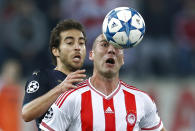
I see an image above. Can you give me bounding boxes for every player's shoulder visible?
[76,80,88,88]
[64,80,89,97]
[120,80,152,99]
[25,66,55,84]
[24,68,49,92]
[27,66,56,80]
[28,68,48,78]
[54,80,89,108]
[120,80,146,94]
[120,80,156,109]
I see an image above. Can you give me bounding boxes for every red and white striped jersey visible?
[40,78,163,131]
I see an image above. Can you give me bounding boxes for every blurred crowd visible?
[138,0,195,78]
[0,0,194,79]
[0,0,194,130]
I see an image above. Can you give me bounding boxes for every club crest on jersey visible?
[27,80,39,93]
[44,107,53,121]
[126,112,136,126]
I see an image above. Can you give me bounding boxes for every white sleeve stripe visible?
[55,93,65,105]
[40,121,55,131]
[141,120,162,130]
[56,90,73,107]
[58,85,88,108]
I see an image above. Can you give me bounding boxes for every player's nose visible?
[74,43,81,51]
[107,44,116,55]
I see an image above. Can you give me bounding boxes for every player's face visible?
[89,34,124,78]
[57,29,86,71]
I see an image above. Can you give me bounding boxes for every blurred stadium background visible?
[0,0,194,130]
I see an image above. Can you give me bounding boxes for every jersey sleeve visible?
[140,94,163,131]
[22,70,48,106]
[39,91,77,131]
[39,104,69,131]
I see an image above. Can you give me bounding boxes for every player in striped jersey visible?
[40,34,166,131]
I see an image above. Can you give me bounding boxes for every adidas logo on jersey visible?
[105,107,114,113]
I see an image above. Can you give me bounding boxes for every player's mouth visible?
[105,58,115,66]
[73,55,81,63]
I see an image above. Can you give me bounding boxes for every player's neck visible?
[90,74,119,96]
[55,65,72,75]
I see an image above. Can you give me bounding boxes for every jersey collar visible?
[87,77,121,99]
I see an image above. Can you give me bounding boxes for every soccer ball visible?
[102,7,145,48]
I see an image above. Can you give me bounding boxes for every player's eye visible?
[64,37,74,45]
[101,42,109,47]
[79,41,85,46]
[66,42,73,45]
[65,39,74,45]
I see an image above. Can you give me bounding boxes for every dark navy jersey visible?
[22,68,67,130]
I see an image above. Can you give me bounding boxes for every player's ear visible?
[52,47,60,57]
[89,50,94,61]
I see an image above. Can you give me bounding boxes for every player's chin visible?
[72,63,83,69]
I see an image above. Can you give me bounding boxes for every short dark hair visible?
[49,19,86,66]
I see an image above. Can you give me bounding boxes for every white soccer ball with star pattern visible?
[102,7,145,48]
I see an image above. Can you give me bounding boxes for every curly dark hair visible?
[49,19,86,66]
